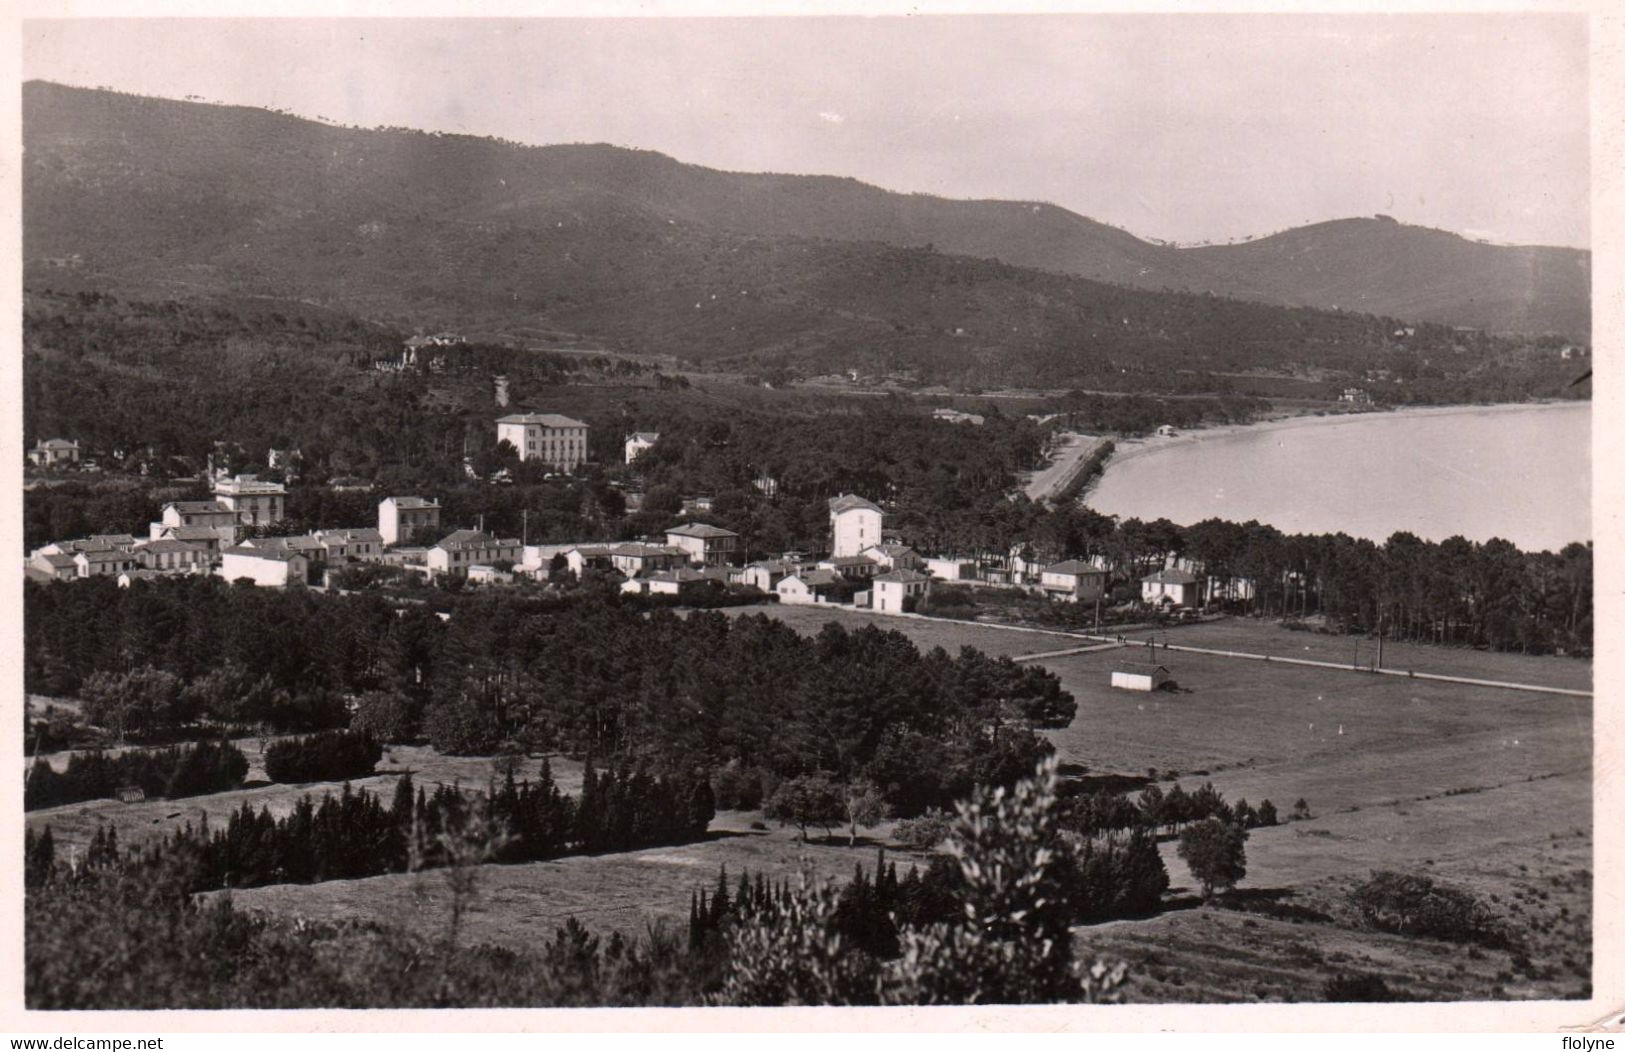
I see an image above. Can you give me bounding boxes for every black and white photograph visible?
[10,5,1612,1028]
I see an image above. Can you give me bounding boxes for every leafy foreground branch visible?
[26,757,1127,1008]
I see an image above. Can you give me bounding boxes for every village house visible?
[563,544,617,577]
[1142,567,1204,608]
[214,474,287,528]
[328,476,375,493]
[738,559,801,593]
[313,528,385,563]
[665,522,740,566]
[680,495,715,517]
[925,557,979,582]
[606,543,688,577]
[466,564,515,586]
[871,568,932,614]
[28,438,81,468]
[378,496,442,547]
[117,569,167,588]
[72,546,132,578]
[239,534,328,566]
[220,546,310,588]
[828,494,883,558]
[517,543,577,579]
[151,500,241,546]
[818,554,880,581]
[1156,425,1178,437]
[621,566,726,598]
[134,538,210,574]
[495,413,590,470]
[1340,388,1374,406]
[149,524,228,555]
[932,408,985,426]
[28,552,78,581]
[426,530,522,575]
[776,569,846,606]
[1040,560,1110,603]
[624,432,660,464]
[861,543,921,572]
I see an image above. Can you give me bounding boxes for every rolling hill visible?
[21,82,1586,389]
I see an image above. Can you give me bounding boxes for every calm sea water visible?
[1085,402,1591,553]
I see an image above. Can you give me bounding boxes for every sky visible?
[21,14,1591,249]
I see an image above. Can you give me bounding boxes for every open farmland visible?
[50,607,1591,1002]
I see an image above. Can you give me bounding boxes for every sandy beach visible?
[1092,400,1588,475]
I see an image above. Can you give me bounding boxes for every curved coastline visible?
[1099,400,1587,473]
[1079,399,1590,550]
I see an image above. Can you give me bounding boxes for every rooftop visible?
[166,500,232,514]
[874,568,932,584]
[383,496,440,510]
[628,432,660,442]
[666,522,739,540]
[1046,559,1108,576]
[214,474,286,495]
[829,494,882,516]
[497,413,588,429]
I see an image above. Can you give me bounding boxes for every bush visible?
[1256,799,1279,826]
[892,809,955,851]
[263,730,382,784]
[1347,871,1506,948]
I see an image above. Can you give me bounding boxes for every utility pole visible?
[522,508,529,547]
[1376,612,1384,671]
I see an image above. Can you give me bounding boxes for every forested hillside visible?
[25,82,1588,338]
[25,82,1587,393]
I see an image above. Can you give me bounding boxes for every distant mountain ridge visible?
[21,82,1588,382]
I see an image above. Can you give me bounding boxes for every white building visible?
[213,474,287,528]
[1111,663,1172,692]
[828,494,882,558]
[602,543,685,577]
[739,560,800,593]
[427,530,522,575]
[314,528,385,563]
[665,523,740,566]
[776,569,845,606]
[871,568,932,614]
[74,548,139,578]
[862,544,921,572]
[496,413,590,470]
[925,557,978,582]
[624,432,660,464]
[29,438,81,467]
[818,555,880,581]
[220,546,309,588]
[378,496,442,547]
[1142,568,1203,607]
[1040,560,1109,603]
[134,538,210,573]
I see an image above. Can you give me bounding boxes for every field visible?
[36,608,1592,1001]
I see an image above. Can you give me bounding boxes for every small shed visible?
[116,785,147,803]
[1111,662,1172,692]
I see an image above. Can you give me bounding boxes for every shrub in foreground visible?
[1348,871,1507,948]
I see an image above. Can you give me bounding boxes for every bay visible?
[1083,402,1591,553]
